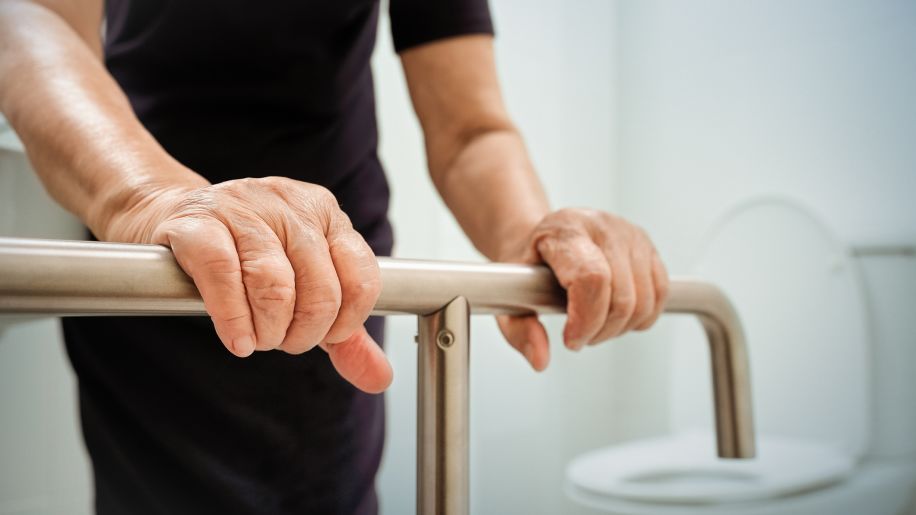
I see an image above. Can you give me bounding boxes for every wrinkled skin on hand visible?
[497,208,670,371]
[105,176,392,393]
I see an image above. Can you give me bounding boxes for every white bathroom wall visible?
[0,137,92,515]
[372,1,641,514]
[616,0,916,270]
[613,0,916,445]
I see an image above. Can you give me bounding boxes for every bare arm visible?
[0,0,207,239]
[398,35,549,261]
[0,0,391,392]
[401,35,669,370]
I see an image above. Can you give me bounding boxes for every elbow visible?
[426,117,519,184]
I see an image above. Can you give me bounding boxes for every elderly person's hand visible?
[103,176,392,393]
[496,209,669,371]
[396,37,668,371]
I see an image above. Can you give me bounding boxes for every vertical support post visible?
[417,296,470,515]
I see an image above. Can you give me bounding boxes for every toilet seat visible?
[566,432,855,505]
[566,199,873,512]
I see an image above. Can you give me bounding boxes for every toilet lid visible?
[566,432,855,504]
[670,197,871,457]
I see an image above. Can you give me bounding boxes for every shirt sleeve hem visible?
[392,17,495,54]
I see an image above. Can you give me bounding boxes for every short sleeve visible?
[389,0,495,53]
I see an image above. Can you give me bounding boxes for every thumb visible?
[497,314,551,371]
[320,327,393,394]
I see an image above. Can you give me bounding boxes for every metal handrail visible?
[0,237,755,515]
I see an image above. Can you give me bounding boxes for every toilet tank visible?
[668,198,871,458]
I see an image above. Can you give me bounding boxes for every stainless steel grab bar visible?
[0,237,755,514]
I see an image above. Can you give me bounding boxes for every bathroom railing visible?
[0,237,756,515]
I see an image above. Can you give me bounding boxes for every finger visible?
[635,252,670,331]
[536,232,611,350]
[590,244,637,344]
[281,224,342,354]
[497,314,550,371]
[624,243,657,332]
[231,218,296,351]
[320,326,393,394]
[154,217,257,357]
[322,213,381,345]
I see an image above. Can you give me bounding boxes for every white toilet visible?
[566,198,916,515]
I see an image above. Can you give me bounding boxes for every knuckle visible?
[343,276,382,307]
[610,293,637,319]
[258,177,299,202]
[289,226,323,252]
[536,214,577,237]
[553,207,577,219]
[593,210,618,227]
[316,277,344,307]
[259,176,285,188]
[577,267,610,289]
[242,258,291,288]
[635,226,650,240]
[199,255,240,276]
[294,297,341,328]
[533,226,584,256]
[328,230,370,256]
[241,262,295,307]
[249,283,296,307]
[296,276,343,319]
[309,184,338,208]
[221,177,254,197]
[586,209,608,222]
[292,185,342,231]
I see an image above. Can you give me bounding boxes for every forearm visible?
[431,128,549,261]
[400,35,550,261]
[0,0,207,241]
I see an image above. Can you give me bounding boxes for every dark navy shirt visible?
[62,1,492,514]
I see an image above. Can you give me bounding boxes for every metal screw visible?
[436,329,455,349]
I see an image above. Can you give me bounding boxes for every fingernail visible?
[567,338,585,351]
[233,335,256,357]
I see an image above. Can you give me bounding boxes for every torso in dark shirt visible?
[104,0,393,251]
[62,1,492,514]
